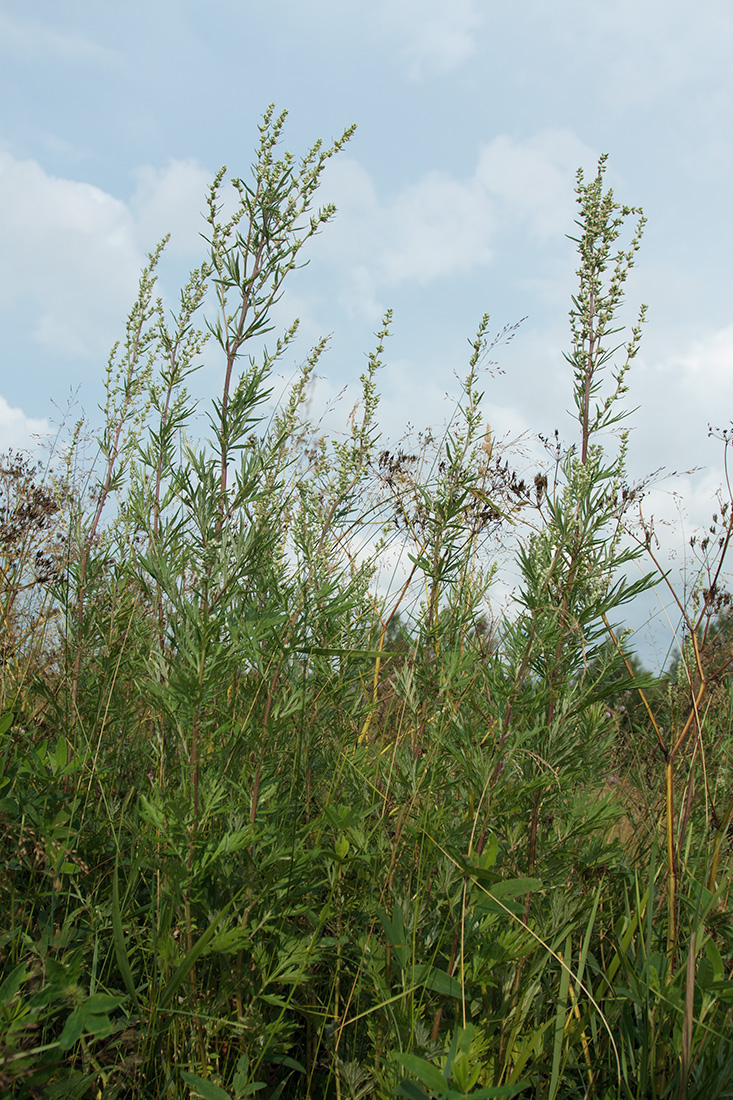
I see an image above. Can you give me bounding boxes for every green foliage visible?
[1,109,732,1100]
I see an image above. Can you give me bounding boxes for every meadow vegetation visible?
[2,107,733,1099]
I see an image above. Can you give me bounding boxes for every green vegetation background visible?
[2,109,733,1100]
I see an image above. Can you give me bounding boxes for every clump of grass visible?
[1,110,732,1100]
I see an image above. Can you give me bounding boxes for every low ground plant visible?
[1,109,732,1100]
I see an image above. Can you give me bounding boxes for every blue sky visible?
[1,0,732,664]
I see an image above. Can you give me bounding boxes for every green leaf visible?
[0,962,27,1007]
[707,979,733,1002]
[459,1087,530,1099]
[396,1053,449,1095]
[83,993,124,1014]
[54,738,68,773]
[697,956,715,991]
[480,833,499,869]
[203,926,251,956]
[378,905,409,967]
[158,898,236,1015]
[112,858,140,1008]
[82,1009,115,1038]
[58,1008,85,1050]
[549,932,572,1100]
[474,877,542,916]
[704,937,724,983]
[180,1071,232,1100]
[418,965,462,999]
[291,645,398,660]
[264,1053,306,1073]
[396,1082,430,1100]
[0,710,13,737]
[488,877,542,900]
[57,992,124,1049]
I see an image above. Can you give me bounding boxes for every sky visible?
[1,0,732,667]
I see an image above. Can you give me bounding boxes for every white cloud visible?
[381,170,495,282]
[0,152,215,363]
[0,396,49,453]
[0,131,595,378]
[0,11,117,66]
[475,131,593,241]
[374,0,484,77]
[677,324,733,408]
[0,151,142,358]
[130,159,213,257]
[629,325,733,484]
[573,0,733,110]
[316,129,594,318]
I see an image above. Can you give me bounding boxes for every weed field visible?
[2,110,733,1099]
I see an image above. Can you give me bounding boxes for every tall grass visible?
[1,109,733,1100]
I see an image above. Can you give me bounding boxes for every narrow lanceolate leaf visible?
[112,857,140,1008]
[289,645,399,660]
[157,898,236,1016]
[456,1087,531,1099]
[549,933,572,1100]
